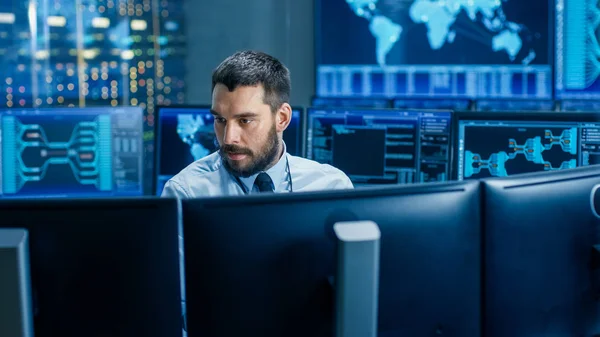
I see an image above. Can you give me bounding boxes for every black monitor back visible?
[482,165,600,336]
[182,181,482,337]
[0,198,182,337]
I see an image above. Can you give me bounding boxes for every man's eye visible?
[215,118,225,123]
[240,119,252,124]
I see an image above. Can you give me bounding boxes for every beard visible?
[219,124,281,178]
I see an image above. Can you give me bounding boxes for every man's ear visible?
[275,103,292,133]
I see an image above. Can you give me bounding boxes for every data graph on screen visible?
[307,108,452,185]
[0,107,143,198]
[456,117,600,180]
[316,0,551,99]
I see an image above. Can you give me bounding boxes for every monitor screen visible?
[482,165,600,336]
[0,107,144,198]
[316,0,551,99]
[155,106,303,195]
[311,96,391,108]
[393,98,471,110]
[455,112,600,180]
[559,100,600,112]
[0,197,182,337]
[475,99,556,112]
[307,108,452,185]
[555,1,600,99]
[182,180,481,337]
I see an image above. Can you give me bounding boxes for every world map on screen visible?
[346,0,534,66]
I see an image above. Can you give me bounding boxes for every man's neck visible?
[263,142,285,172]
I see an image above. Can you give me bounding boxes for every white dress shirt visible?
[161,143,353,198]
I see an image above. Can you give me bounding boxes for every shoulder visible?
[161,152,225,198]
[288,155,346,175]
[287,155,354,190]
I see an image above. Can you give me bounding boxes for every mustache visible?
[220,144,252,156]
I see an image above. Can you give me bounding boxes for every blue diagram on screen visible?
[317,0,551,98]
[0,108,143,198]
[2,115,111,193]
[464,128,577,177]
[556,0,600,98]
[457,121,600,180]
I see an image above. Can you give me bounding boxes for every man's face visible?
[211,84,281,177]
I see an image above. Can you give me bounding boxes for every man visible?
[161,50,353,198]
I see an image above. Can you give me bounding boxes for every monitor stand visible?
[0,229,34,337]
[332,220,381,337]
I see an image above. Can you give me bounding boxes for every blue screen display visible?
[155,106,303,195]
[475,99,556,112]
[0,107,144,198]
[311,97,391,108]
[307,108,452,185]
[555,0,600,99]
[559,100,600,112]
[457,118,600,180]
[316,0,551,99]
[393,98,471,110]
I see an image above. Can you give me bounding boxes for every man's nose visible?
[223,123,241,144]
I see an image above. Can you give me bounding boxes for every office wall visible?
[183,0,315,107]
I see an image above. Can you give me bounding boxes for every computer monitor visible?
[311,96,391,109]
[559,100,600,112]
[182,180,481,337]
[316,0,551,99]
[482,165,600,336]
[0,198,182,337]
[393,98,472,111]
[475,99,556,112]
[0,229,34,337]
[306,108,452,185]
[155,105,304,195]
[454,111,600,180]
[0,107,144,198]
[555,2,600,99]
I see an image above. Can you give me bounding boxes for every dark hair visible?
[211,50,291,112]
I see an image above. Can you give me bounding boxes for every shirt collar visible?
[237,141,288,193]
